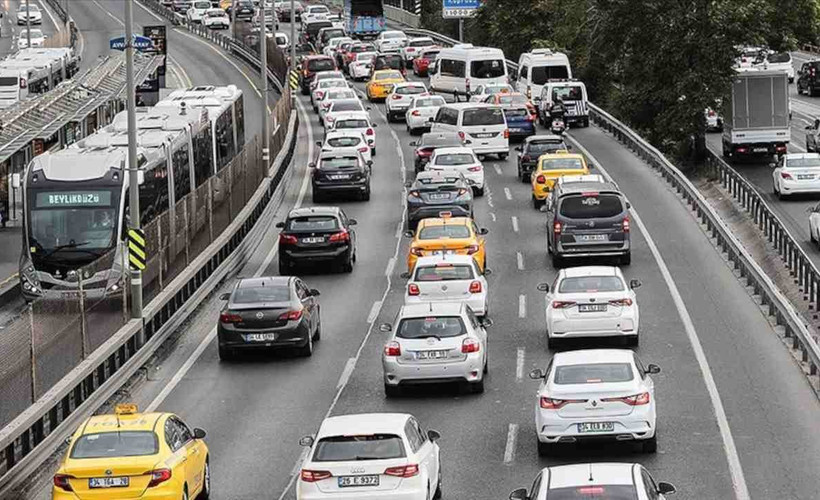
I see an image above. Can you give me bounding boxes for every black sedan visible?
[217,276,321,359]
[515,134,570,182]
[406,171,474,229]
[410,131,464,173]
[276,206,358,274]
[311,152,372,202]
[233,0,254,19]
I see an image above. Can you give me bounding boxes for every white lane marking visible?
[566,134,751,500]
[511,215,519,233]
[489,212,496,222]
[92,0,123,25]
[493,164,502,175]
[518,294,526,318]
[336,357,356,389]
[135,0,167,22]
[516,251,524,271]
[367,301,382,324]
[385,257,396,277]
[516,348,525,381]
[503,187,512,200]
[37,0,61,32]
[503,424,518,464]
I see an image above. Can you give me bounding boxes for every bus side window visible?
[193,127,212,187]
[173,146,191,201]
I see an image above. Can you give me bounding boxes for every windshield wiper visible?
[42,241,90,258]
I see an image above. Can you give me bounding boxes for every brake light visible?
[410,247,424,256]
[416,149,432,157]
[736,147,748,154]
[366,128,374,136]
[278,309,303,321]
[707,110,716,117]
[384,341,401,356]
[608,298,633,306]
[458,131,465,141]
[466,244,479,254]
[781,172,792,179]
[540,397,582,409]
[461,338,480,353]
[408,283,420,295]
[553,221,562,234]
[551,300,576,309]
[411,109,421,116]
[279,233,298,245]
[392,94,402,100]
[53,474,74,492]
[359,146,369,153]
[219,313,242,323]
[577,487,606,495]
[467,165,482,172]
[503,129,510,139]
[329,230,350,242]
[536,175,546,184]
[408,190,420,198]
[622,216,630,232]
[469,280,482,293]
[147,469,172,488]
[301,470,332,482]
[602,392,650,406]
[322,102,332,109]
[316,91,325,99]
[776,145,787,153]
[385,464,419,477]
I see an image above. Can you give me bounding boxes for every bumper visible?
[467,144,509,155]
[547,316,637,338]
[536,412,655,444]
[298,483,427,500]
[313,179,369,194]
[405,295,486,316]
[533,185,552,200]
[368,87,391,98]
[406,115,432,129]
[407,204,471,223]
[556,240,630,258]
[383,355,484,386]
[780,180,820,194]
[464,172,485,189]
[387,104,410,115]
[507,125,536,137]
[283,245,349,262]
[564,114,588,125]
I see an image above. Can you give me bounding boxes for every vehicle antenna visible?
[429,301,433,313]
[588,463,593,482]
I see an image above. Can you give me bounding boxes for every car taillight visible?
[366,128,374,136]
[278,309,303,321]
[316,91,325,99]
[219,313,242,323]
[416,149,432,157]
[408,283,420,295]
[301,470,332,482]
[608,298,633,306]
[540,397,582,409]
[407,47,415,52]
[461,338,480,353]
[526,86,531,99]
[385,464,419,477]
[329,230,350,242]
[408,190,420,198]
[775,145,787,153]
[392,94,402,100]
[503,129,510,139]
[410,247,424,256]
[147,469,172,488]
[467,165,482,172]
[19,78,27,89]
[469,280,482,293]
[602,392,650,406]
[322,102,332,109]
[384,341,401,356]
[553,221,562,234]
[466,244,479,254]
[411,109,421,116]
[279,234,298,245]
[53,474,74,492]
[622,216,630,232]
[551,300,576,309]
[527,113,536,122]
[536,175,546,184]
[458,131,465,141]
[736,147,748,154]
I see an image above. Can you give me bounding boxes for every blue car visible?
[503,107,536,140]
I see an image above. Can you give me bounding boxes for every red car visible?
[300,55,336,95]
[413,47,441,77]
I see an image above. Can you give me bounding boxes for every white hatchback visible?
[328,112,378,155]
[312,78,349,112]
[772,153,820,199]
[539,266,641,348]
[406,95,446,135]
[297,413,442,500]
[427,147,485,196]
[203,8,230,29]
[319,130,373,164]
[401,37,436,66]
[402,255,489,317]
[349,52,378,81]
[186,0,212,23]
[386,82,429,122]
[318,88,360,122]
[529,349,660,456]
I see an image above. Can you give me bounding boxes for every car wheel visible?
[313,312,321,341]
[532,195,541,209]
[218,344,235,361]
[384,383,402,398]
[298,332,314,357]
[551,253,563,269]
[361,188,371,201]
[433,464,442,500]
[537,440,553,457]
[583,118,590,127]
[200,458,211,499]
[312,189,323,203]
[386,111,394,123]
[183,486,189,500]
[547,335,559,350]
[620,252,631,266]
[642,435,658,453]
[498,153,508,160]
[474,186,484,197]
[371,147,376,156]
[467,378,484,394]
[811,87,816,98]
[343,251,354,273]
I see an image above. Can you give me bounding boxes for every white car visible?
[756,51,795,83]
[704,107,722,132]
[539,266,641,348]
[529,349,660,456]
[310,70,345,94]
[401,37,436,67]
[427,147,485,196]
[323,99,368,128]
[17,4,42,25]
[381,302,490,396]
[510,463,677,500]
[323,36,353,58]
[301,4,330,25]
[772,153,820,199]
[273,31,289,50]
[319,130,373,164]
[406,95,446,135]
[312,78,349,112]
[318,88,360,122]
[348,52,377,81]
[18,29,46,49]
[386,82,429,122]
[469,83,514,103]
[186,0,212,23]
[403,255,489,317]
[296,413,442,500]
[375,30,408,53]
[203,8,230,29]
[327,111,377,155]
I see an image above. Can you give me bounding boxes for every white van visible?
[537,79,589,127]
[430,44,508,98]
[430,103,510,159]
[515,49,572,102]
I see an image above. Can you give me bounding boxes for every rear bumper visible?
[298,483,426,500]
[313,179,369,193]
[218,323,310,350]
[547,317,638,338]
[536,412,656,444]
[282,245,349,261]
[556,240,630,258]
[405,295,486,316]
[383,354,484,386]
[507,124,536,137]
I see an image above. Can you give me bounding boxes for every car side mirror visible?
[315,140,322,146]
[647,364,661,374]
[309,288,321,296]
[806,125,813,130]
[657,482,676,495]
[528,368,545,380]
[275,221,285,228]
[536,283,549,292]
[219,293,231,300]
[427,429,441,442]
[372,123,378,128]
[625,201,631,209]
[366,106,372,111]
[400,272,411,279]
[193,428,207,439]
[299,435,315,447]
[566,144,572,150]
[509,488,528,500]
[348,218,358,225]
[367,160,373,166]
[427,117,434,122]
[404,230,414,237]
[483,268,492,276]
[478,227,489,235]
[630,279,642,289]
[309,162,317,168]
[379,323,392,332]
[539,205,549,213]
[409,141,417,146]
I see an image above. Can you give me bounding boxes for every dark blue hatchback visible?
[503,107,536,140]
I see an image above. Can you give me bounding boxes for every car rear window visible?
[70,432,158,459]
[462,108,505,126]
[233,285,290,303]
[319,79,346,88]
[375,71,403,80]
[410,39,432,47]
[356,53,375,62]
[414,97,446,108]
[503,108,530,119]
[558,276,625,293]
[397,316,466,339]
[787,158,820,168]
[554,363,634,385]
[540,158,584,170]
[335,119,370,129]
[327,90,356,100]
[470,59,505,78]
[418,225,471,239]
[767,52,790,63]
[527,141,565,154]
[307,59,335,72]
[559,194,623,219]
[498,95,528,106]
[435,153,474,166]
[396,86,426,95]
[287,216,339,231]
[331,101,364,112]
[313,434,406,462]
[552,85,584,101]
[546,485,638,499]
[421,134,461,147]
[415,264,474,281]
[327,136,362,147]
[531,65,570,85]
[321,157,359,169]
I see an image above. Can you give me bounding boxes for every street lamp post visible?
[25,0,31,49]
[289,0,296,77]
[261,6,269,170]
[124,0,143,323]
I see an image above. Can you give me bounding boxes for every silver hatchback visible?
[380,302,491,397]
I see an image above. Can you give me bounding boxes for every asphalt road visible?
[0,0,64,57]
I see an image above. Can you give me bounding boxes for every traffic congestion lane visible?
[0,0,63,56]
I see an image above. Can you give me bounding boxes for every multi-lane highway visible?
[0,0,63,57]
[22,17,820,499]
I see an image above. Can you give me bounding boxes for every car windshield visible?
[553,85,584,101]
[786,158,820,168]
[396,86,426,95]
[287,216,339,231]
[435,153,474,166]
[540,158,584,170]
[410,39,432,47]
[422,51,440,60]
[332,101,364,112]
[559,276,625,293]
[313,434,406,462]
[470,59,505,78]
[528,141,565,154]
[546,485,638,499]
[321,156,359,169]
[559,194,624,219]
[19,4,39,11]
[532,65,570,85]
[335,119,370,129]
[232,285,290,303]
[554,363,635,384]
[767,52,790,63]
[414,97,446,108]
[327,136,362,147]
[397,316,466,339]
[375,71,402,80]
[70,431,158,459]
[463,108,505,126]
[418,225,471,239]
[30,189,118,251]
[307,59,335,72]
[415,264,474,281]
[484,85,511,94]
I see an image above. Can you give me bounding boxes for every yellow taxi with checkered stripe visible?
[366,69,406,101]
[531,152,590,208]
[53,404,210,500]
[406,216,489,273]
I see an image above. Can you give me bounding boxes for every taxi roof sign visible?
[115,403,139,415]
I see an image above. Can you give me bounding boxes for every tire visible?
[183,486,189,500]
[342,251,354,273]
[811,86,816,98]
[468,378,484,394]
[387,111,395,123]
[620,252,631,266]
[371,147,376,156]
[217,344,235,361]
[532,195,543,209]
[297,332,314,357]
[384,383,402,398]
[583,118,590,127]
[551,252,564,269]
[498,153,508,160]
[642,435,658,453]
[199,459,211,499]
[547,335,559,350]
[474,186,484,197]
[313,313,321,341]
[278,257,290,276]
[361,188,371,201]
[537,440,553,457]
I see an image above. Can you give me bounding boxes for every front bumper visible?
[383,354,484,386]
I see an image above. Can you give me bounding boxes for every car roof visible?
[414,255,475,267]
[400,302,466,317]
[431,147,474,155]
[394,81,427,88]
[330,111,370,120]
[80,412,165,434]
[317,413,411,438]
[238,276,291,288]
[553,349,635,365]
[418,216,471,228]
[525,134,565,144]
[561,266,620,278]
[288,206,339,217]
[557,180,620,195]
[546,463,637,488]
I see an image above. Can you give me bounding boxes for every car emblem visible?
[256,312,264,319]
[351,467,365,474]
[591,400,598,407]
[427,337,436,345]
[589,298,595,302]
[587,220,595,227]
[441,284,448,291]
[105,469,113,476]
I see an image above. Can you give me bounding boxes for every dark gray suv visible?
[545,180,631,267]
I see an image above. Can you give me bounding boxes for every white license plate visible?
[302,237,324,244]
[428,193,450,200]
[246,333,277,342]
[431,249,455,255]
[417,349,448,359]
[329,174,350,180]
[338,475,379,487]
[753,147,768,153]
[473,133,495,138]
[89,477,129,488]
[798,174,814,180]
[576,234,608,242]
[578,422,614,433]
[578,304,607,312]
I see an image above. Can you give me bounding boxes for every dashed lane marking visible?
[503,424,519,464]
[385,257,396,277]
[518,294,526,319]
[516,251,524,271]
[503,187,512,201]
[336,357,357,389]
[493,164,502,175]
[511,215,519,233]
[516,348,525,381]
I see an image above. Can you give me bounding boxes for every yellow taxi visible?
[53,404,210,500]
[407,216,488,272]
[531,152,590,208]
[366,69,405,101]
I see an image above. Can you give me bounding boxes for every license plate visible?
[89,477,129,488]
[753,147,768,153]
[578,304,607,312]
[246,333,276,342]
[417,349,448,359]
[428,193,450,200]
[798,174,814,180]
[431,249,455,255]
[576,234,608,242]
[328,174,350,180]
[338,475,380,487]
[578,422,614,433]
[472,132,495,138]
[302,237,324,244]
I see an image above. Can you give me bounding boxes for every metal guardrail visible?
[43,0,67,24]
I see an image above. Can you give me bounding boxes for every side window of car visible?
[641,468,660,500]
[404,420,422,453]
[414,419,428,445]
[338,211,348,227]
[529,472,543,497]
[295,280,308,300]
[519,64,528,81]
[164,419,181,452]
[173,416,193,444]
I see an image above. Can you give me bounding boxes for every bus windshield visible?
[28,189,119,254]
